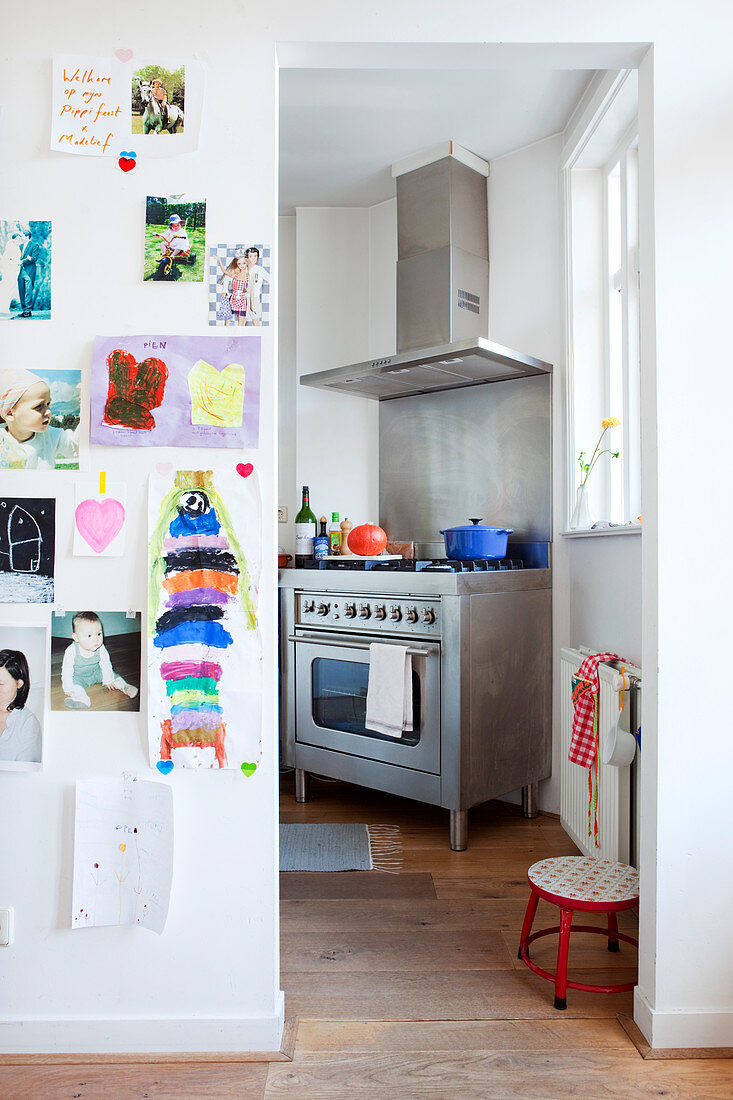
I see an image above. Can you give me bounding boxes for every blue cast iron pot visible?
[440,518,514,560]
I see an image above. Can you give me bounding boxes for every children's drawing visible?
[102,349,169,430]
[208,244,271,328]
[92,335,261,449]
[72,778,173,934]
[51,611,141,712]
[74,479,127,556]
[0,624,47,771]
[148,468,261,770]
[0,498,55,603]
[0,367,80,469]
[0,220,52,320]
[187,360,245,426]
[144,197,205,282]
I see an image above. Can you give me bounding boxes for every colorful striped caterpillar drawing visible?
[148,469,259,769]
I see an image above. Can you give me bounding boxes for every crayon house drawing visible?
[0,498,55,603]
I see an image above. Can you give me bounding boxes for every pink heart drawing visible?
[75,498,126,554]
[115,48,133,62]
[236,462,254,478]
[156,462,173,476]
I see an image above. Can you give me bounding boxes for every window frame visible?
[562,70,642,533]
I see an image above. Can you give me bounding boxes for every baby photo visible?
[0,367,81,470]
[51,611,141,713]
[0,623,47,770]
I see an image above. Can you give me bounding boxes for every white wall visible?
[292,206,381,545]
[567,534,642,662]
[488,135,567,813]
[278,215,297,553]
[1,1,281,1054]
[6,0,733,1055]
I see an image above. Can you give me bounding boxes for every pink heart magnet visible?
[156,462,173,476]
[75,497,126,553]
[115,48,134,62]
[236,462,254,479]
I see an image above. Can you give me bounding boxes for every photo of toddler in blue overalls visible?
[62,612,139,710]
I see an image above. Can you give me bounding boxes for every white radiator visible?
[560,647,642,864]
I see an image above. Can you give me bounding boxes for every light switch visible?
[0,908,13,946]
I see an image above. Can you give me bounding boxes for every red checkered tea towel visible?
[568,652,623,767]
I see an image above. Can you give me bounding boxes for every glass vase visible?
[569,483,593,530]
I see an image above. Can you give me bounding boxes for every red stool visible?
[518,856,638,1010]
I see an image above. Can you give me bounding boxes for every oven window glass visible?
[311,658,421,745]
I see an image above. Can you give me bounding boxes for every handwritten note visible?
[51,56,125,156]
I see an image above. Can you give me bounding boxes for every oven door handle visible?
[288,634,436,658]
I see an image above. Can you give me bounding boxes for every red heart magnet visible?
[118,157,136,173]
[236,462,254,478]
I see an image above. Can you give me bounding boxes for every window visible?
[564,71,642,529]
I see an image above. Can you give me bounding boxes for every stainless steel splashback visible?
[379,376,551,556]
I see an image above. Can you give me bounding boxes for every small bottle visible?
[294,485,317,567]
[313,516,329,560]
[328,512,342,556]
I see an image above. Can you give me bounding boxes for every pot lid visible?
[441,518,514,534]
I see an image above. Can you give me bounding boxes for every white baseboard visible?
[0,993,285,1055]
[635,988,733,1049]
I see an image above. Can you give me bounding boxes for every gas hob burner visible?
[299,555,529,573]
[419,558,525,573]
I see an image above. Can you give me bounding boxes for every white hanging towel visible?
[365,643,413,739]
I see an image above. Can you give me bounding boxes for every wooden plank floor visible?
[3,774,731,1098]
[274,775,732,1097]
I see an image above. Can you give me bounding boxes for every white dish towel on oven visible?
[365,643,413,739]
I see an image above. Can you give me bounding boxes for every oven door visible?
[291,631,440,774]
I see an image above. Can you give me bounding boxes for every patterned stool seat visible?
[528,856,639,909]
[518,855,639,1010]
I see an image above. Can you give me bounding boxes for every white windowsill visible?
[560,525,642,539]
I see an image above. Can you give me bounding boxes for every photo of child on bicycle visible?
[144,196,206,282]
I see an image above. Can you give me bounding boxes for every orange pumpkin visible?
[348,522,387,557]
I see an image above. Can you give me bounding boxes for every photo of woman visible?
[0,624,47,769]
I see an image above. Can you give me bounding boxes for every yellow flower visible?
[118,843,127,853]
[602,417,620,429]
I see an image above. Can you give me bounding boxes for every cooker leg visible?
[449,809,468,851]
[522,782,539,818]
[295,769,311,803]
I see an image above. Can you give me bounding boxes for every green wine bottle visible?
[294,485,317,567]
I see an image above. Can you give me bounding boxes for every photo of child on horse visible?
[132,65,185,135]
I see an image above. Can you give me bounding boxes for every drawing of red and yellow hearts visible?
[91,335,261,450]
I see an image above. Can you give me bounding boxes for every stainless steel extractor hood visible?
[300,143,552,401]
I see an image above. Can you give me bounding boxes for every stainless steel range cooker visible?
[279,551,552,849]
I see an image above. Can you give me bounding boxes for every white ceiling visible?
[279,67,594,214]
